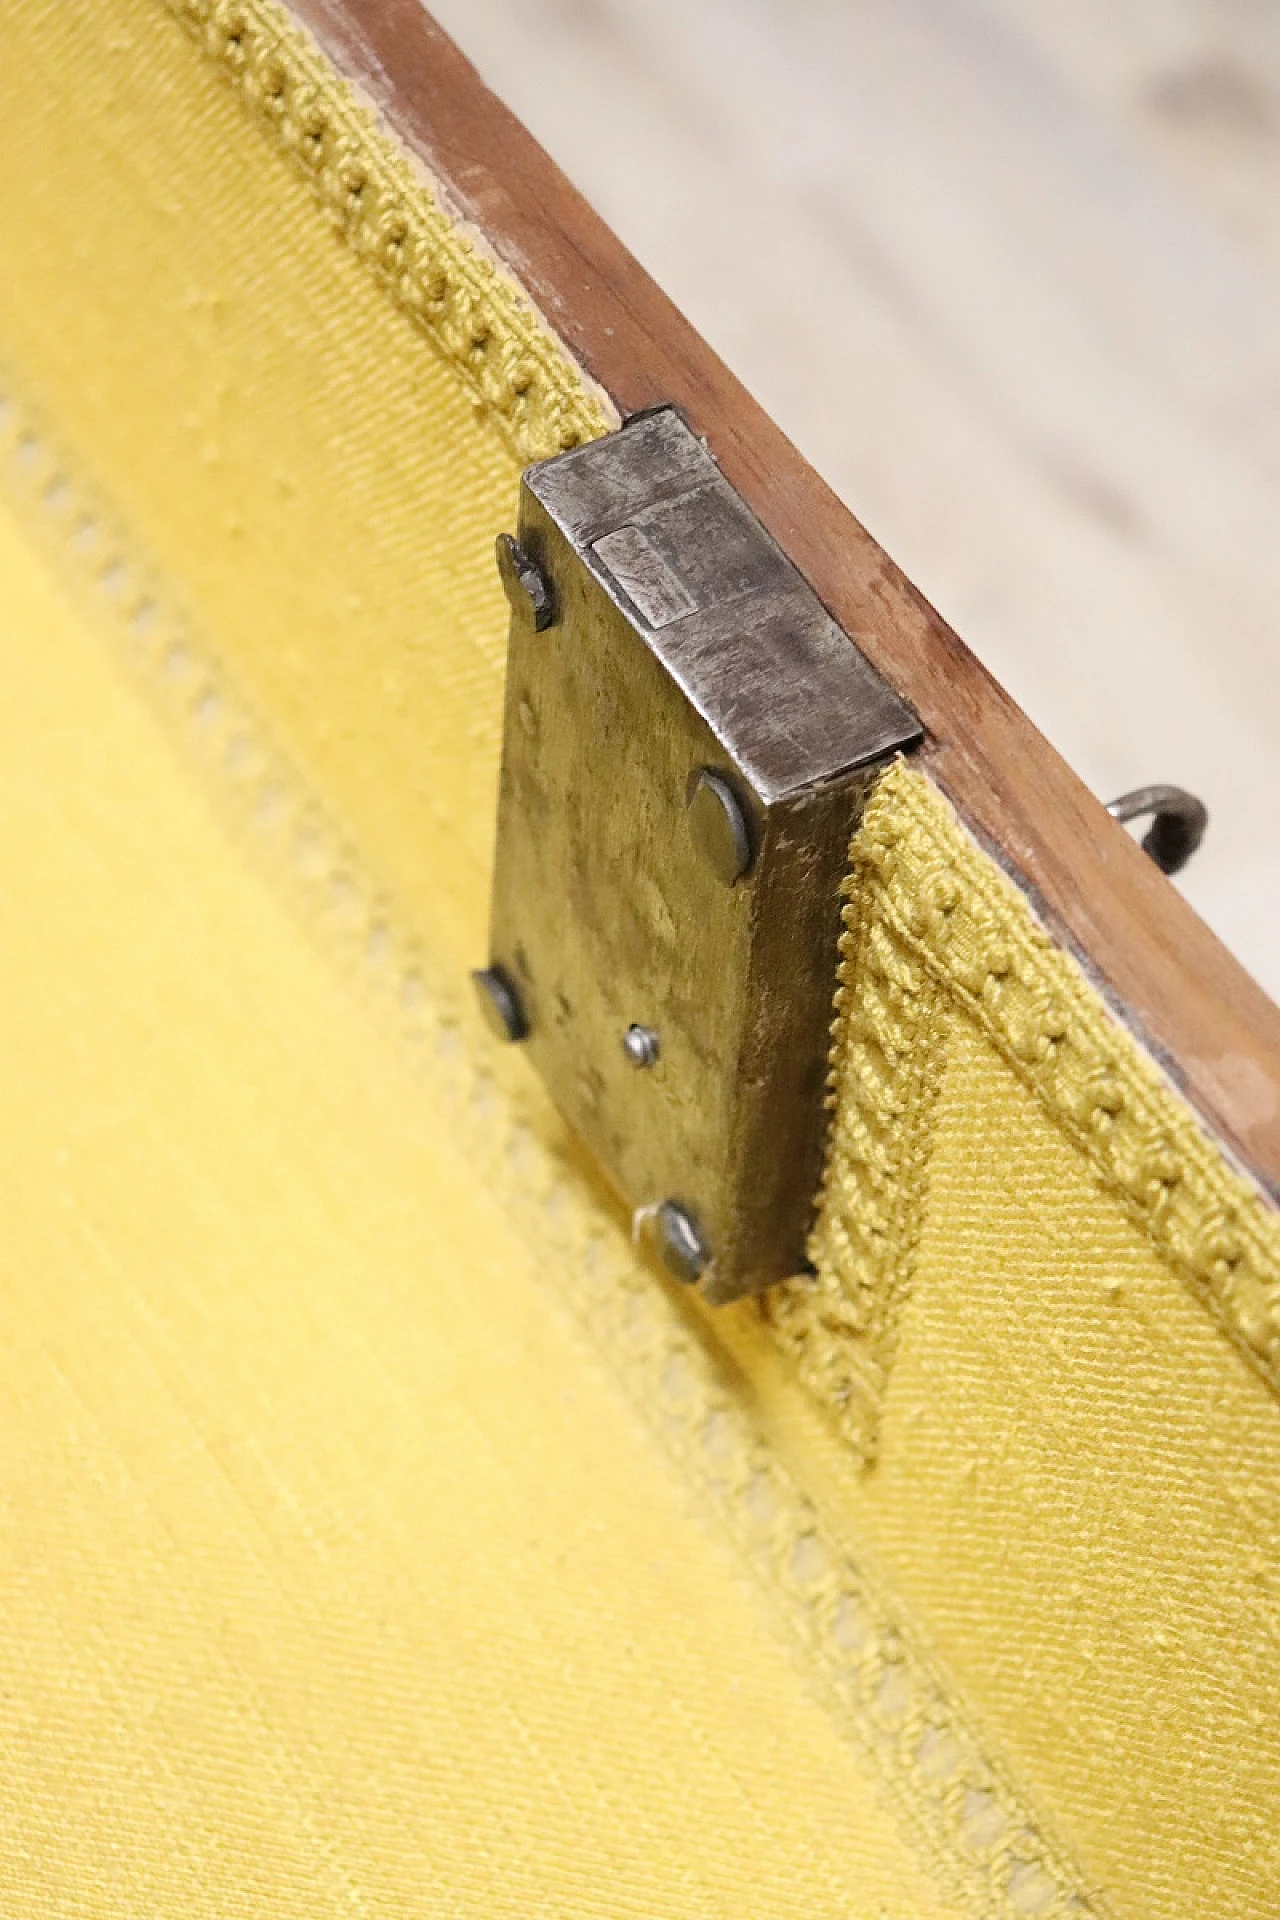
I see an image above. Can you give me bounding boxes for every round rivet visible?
[622,1024,660,1069]
[653,1200,710,1284]
[687,768,753,886]
[471,964,528,1043]
[495,532,554,632]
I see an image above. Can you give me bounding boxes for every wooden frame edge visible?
[288,0,1280,1194]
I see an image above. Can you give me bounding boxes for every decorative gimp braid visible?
[769,761,1280,1463]
[160,0,1280,1472]
[162,0,613,465]
[161,0,1279,1463]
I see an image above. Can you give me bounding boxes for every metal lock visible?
[478,407,921,1302]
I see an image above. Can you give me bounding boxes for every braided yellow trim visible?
[772,760,1280,1460]
[158,0,1280,1446]
[157,0,1280,1433]
[769,853,952,1463]
[161,0,613,463]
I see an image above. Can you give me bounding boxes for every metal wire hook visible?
[1106,784,1208,877]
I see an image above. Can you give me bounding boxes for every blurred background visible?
[431,0,1280,1000]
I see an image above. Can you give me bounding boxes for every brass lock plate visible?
[481,408,921,1302]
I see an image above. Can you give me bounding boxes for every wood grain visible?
[288,0,1280,1195]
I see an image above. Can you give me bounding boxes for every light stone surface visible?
[429,0,1280,999]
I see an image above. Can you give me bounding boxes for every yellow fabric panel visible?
[0,374,1103,1920]
[0,0,1277,1915]
[709,1095,1280,1920]
[864,1009,1280,1917]
[0,497,964,1917]
[781,766,1279,1430]
[747,766,1280,1918]
[0,0,610,983]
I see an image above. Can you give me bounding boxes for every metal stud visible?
[622,1024,660,1069]
[652,1200,710,1284]
[686,768,753,886]
[471,964,528,1043]
[495,532,554,632]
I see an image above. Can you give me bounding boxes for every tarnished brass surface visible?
[486,410,920,1300]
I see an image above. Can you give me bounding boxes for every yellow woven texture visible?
[750,766,1280,1918]
[870,1003,1280,1915]
[0,2,974,1912]
[0,0,602,982]
[0,0,1277,1915]
[0,492,963,1914]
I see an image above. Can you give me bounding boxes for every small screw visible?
[652,1201,710,1284]
[471,964,528,1043]
[622,1023,660,1069]
[687,767,753,886]
[495,532,554,632]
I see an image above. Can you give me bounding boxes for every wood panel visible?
[289,0,1280,1195]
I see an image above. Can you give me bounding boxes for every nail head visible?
[653,1200,709,1284]
[472,964,528,1043]
[495,532,554,632]
[622,1023,660,1069]
[687,768,753,886]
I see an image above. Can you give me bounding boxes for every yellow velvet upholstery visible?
[0,1,1276,1914]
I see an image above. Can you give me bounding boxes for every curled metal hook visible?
[1106,784,1208,877]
